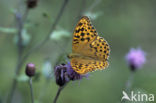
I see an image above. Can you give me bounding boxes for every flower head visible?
[125,48,146,71]
[54,64,69,87]
[54,62,88,86]
[25,63,36,77]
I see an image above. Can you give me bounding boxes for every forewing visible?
[72,16,98,55]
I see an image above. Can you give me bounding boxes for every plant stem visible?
[53,87,62,103]
[7,0,69,102]
[6,78,17,103]
[29,78,34,103]
[21,0,69,62]
[6,7,29,103]
[53,84,67,103]
[125,71,134,92]
[121,72,134,103]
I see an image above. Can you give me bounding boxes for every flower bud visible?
[54,64,69,87]
[26,0,38,9]
[25,63,36,77]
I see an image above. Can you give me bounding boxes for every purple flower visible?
[125,48,146,71]
[54,64,69,87]
[54,63,88,86]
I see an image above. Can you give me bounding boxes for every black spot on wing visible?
[81,33,85,36]
[81,38,85,41]
[78,23,82,26]
[86,37,90,42]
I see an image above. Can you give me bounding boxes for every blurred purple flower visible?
[54,62,88,86]
[125,48,146,71]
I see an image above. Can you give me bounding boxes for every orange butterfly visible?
[68,16,110,74]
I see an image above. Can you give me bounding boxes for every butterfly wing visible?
[89,36,110,60]
[71,57,109,74]
[70,16,110,74]
[72,16,98,56]
[72,16,110,60]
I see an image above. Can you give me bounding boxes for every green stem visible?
[53,85,67,103]
[22,0,69,61]
[6,0,69,102]
[6,7,29,103]
[125,71,134,91]
[29,78,34,103]
[121,72,134,103]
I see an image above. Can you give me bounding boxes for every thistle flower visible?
[54,63,88,87]
[125,48,146,71]
[25,63,36,77]
[54,64,69,87]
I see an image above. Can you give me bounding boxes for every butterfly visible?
[68,16,110,74]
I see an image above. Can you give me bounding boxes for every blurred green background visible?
[0,0,156,103]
